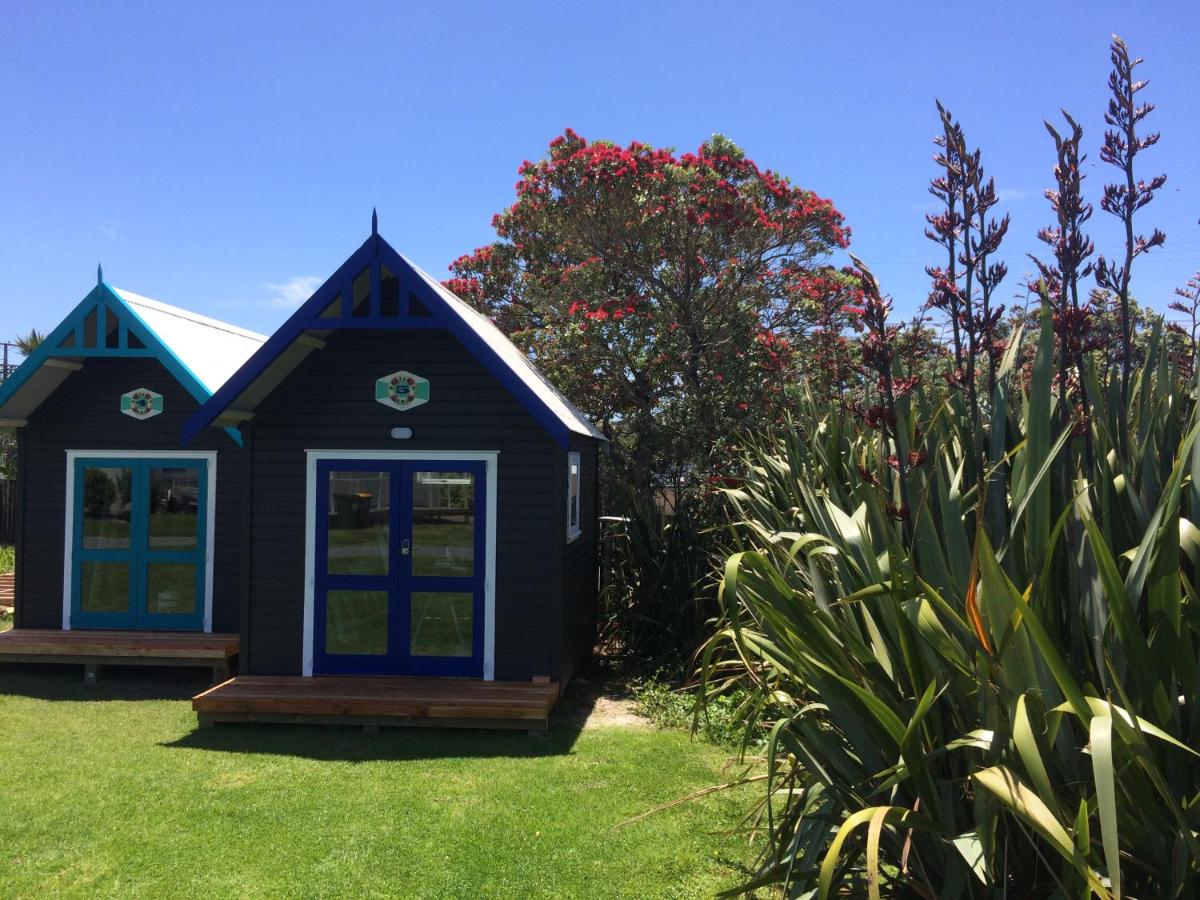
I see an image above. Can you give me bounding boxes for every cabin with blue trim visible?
[0,275,265,677]
[184,224,603,717]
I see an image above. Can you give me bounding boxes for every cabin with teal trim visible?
[0,275,264,674]
[184,224,603,718]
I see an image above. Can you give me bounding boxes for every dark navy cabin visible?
[186,226,603,687]
[0,278,265,637]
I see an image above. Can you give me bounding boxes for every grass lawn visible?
[0,667,755,898]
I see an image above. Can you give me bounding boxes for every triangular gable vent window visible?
[409,293,432,318]
[380,266,400,317]
[350,267,371,318]
[319,292,343,319]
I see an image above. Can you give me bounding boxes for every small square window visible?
[566,452,581,542]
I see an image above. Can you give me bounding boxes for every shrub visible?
[632,675,755,748]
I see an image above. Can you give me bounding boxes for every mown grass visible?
[0,667,754,898]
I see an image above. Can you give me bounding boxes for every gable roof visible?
[111,288,268,394]
[0,281,267,430]
[183,229,605,448]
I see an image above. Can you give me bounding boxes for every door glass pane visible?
[80,562,129,613]
[82,467,132,549]
[410,592,473,657]
[149,467,200,550]
[146,563,197,615]
[326,590,389,655]
[412,471,474,577]
[327,471,390,574]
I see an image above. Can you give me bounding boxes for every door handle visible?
[401,538,411,556]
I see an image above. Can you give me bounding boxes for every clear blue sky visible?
[1,1,1198,356]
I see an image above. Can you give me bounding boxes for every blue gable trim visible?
[0,283,243,446]
[183,232,575,448]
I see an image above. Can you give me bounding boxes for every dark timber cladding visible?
[17,356,244,631]
[561,433,599,687]
[245,328,561,679]
[187,226,606,695]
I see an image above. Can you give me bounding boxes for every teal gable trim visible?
[0,283,243,446]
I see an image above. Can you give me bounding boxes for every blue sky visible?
[1,1,1198,355]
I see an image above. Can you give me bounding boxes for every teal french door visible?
[71,457,208,631]
[313,459,486,676]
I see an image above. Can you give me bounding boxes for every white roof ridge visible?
[113,287,269,343]
[403,255,606,442]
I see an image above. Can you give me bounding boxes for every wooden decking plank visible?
[0,629,239,662]
[223,676,556,698]
[191,675,558,726]
[198,699,548,719]
[200,685,554,707]
[205,687,552,704]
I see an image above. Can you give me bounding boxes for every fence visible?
[0,480,14,545]
[1,342,21,382]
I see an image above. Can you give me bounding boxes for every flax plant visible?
[703,299,1200,897]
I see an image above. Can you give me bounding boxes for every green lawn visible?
[0,668,754,898]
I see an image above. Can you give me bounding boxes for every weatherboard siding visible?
[16,356,244,631]
[243,328,570,681]
[560,434,599,686]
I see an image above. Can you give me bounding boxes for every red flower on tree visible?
[444,130,851,498]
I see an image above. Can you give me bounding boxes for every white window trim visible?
[302,449,499,680]
[566,451,582,542]
[63,449,218,633]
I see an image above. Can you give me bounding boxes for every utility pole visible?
[0,341,16,381]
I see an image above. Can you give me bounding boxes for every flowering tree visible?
[446,130,853,501]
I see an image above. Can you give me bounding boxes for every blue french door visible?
[314,459,486,676]
[71,457,208,631]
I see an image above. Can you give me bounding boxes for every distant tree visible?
[83,469,116,518]
[12,328,45,357]
[445,130,854,503]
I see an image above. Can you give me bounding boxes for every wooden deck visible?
[0,629,239,682]
[193,675,560,731]
[0,572,13,613]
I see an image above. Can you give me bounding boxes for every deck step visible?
[0,629,239,681]
[193,675,559,730]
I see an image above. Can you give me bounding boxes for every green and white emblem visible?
[120,388,164,420]
[375,370,429,411]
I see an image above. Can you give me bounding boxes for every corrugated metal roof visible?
[112,288,268,394]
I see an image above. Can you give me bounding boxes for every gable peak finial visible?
[371,207,379,236]
[97,262,103,285]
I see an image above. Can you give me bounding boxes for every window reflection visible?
[412,472,474,577]
[327,470,390,575]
